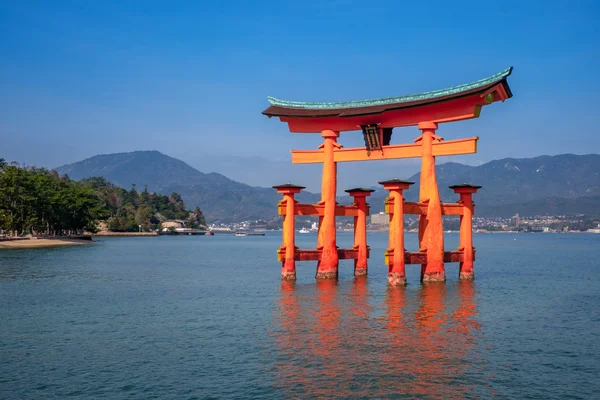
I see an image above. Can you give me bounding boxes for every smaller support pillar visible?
[379,179,415,286]
[273,183,305,281]
[345,188,375,276]
[450,184,481,280]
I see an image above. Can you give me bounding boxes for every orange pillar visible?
[379,179,414,286]
[450,184,481,280]
[345,188,374,276]
[316,130,340,279]
[273,183,305,281]
[416,122,445,283]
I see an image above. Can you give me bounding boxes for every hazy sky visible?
[1,1,599,190]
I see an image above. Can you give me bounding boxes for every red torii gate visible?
[266,67,513,284]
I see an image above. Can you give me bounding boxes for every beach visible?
[0,237,93,250]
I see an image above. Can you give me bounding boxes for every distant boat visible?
[299,227,310,234]
[234,232,265,237]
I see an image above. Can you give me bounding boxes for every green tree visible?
[0,165,206,235]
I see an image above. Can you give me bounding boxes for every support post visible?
[415,122,445,283]
[273,184,305,281]
[345,188,375,276]
[450,184,481,280]
[379,179,414,286]
[316,130,340,279]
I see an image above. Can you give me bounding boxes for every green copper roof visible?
[267,67,512,110]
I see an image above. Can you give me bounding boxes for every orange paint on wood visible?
[277,247,368,261]
[277,203,368,217]
[417,122,446,283]
[460,195,474,279]
[273,184,304,281]
[389,190,407,285]
[316,130,339,279]
[347,191,372,276]
[451,185,480,280]
[383,250,472,265]
[279,94,489,133]
[291,137,478,164]
[379,179,413,286]
[282,193,296,280]
[395,201,464,216]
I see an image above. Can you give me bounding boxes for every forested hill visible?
[82,177,206,232]
[0,160,204,235]
[55,150,208,192]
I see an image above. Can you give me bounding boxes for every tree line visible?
[0,158,205,236]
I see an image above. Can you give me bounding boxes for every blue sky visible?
[1,0,599,190]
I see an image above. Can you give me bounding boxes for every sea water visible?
[1,232,599,399]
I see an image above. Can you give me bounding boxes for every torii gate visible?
[266,67,513,284]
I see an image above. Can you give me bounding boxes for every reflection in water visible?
[274,280,487,398]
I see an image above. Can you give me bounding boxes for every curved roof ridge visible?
[267,67,512,110]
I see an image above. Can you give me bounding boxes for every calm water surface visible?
[1,232,599,399]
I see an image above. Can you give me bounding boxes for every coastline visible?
[0,237,93,250]
[93,232,158,237]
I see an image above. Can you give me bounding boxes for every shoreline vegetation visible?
[0,159,207,247]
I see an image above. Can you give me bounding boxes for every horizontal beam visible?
[292,137,478,164]
[391,201,464,216]
[385,250,476,265]
[277,203,368,217]
[277,247,369,261]
[279,248,474,263]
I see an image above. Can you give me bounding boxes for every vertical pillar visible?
[450,184,481,280]
[316,130,340,279]
[415,122,445,283]
[345,188,375,276]
[379,179,414,286]
[273,183,305,281]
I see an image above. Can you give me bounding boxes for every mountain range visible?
[54,151,320,222]
[55,151,600,222]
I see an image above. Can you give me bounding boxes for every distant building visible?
[161,221,183,231]
[370,212,389,226]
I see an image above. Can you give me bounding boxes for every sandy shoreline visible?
[93,232,158,237]
[0,237,93,250]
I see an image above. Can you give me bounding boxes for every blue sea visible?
[1,232,599,399]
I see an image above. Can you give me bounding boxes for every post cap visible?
[344,187,376,194]
[449,183,482,190]
[377,179,415,185]
[272,183,306,190]
[449,183,481,194]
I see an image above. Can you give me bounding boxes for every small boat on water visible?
[299,227,310,234]
[234,232,265,237]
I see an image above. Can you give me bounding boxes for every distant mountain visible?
[55,151,319,223]
[55,151,600,221]
[55,150,209,191]
[480,195,600,218]
[365,154,600,217]
[395,154,600,217]
[410,154,600,207]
